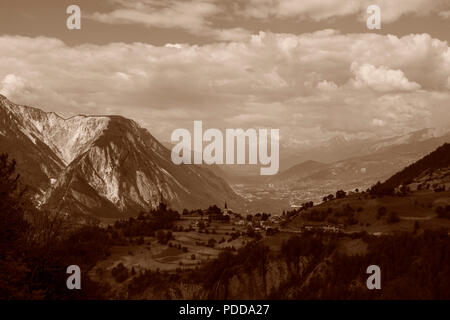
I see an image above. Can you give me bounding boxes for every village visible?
[177,203,345,238]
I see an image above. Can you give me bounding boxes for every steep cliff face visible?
[0,95,64,198]
[0,95,242,218]
[43,115,242,217]
[111,256,315,300]
[2,99,110,165]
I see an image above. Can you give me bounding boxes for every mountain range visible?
[272,128,450,201]
[2,93,449,218]
[0,95,242,219]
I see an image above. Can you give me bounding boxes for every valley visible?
[80,143,450,299]
[84,188,450,299]
[1,94,450,300]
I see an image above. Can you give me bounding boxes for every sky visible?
[0,0,449,148]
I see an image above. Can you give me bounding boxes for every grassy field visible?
[89,189,450,288]
[89,217,252,286]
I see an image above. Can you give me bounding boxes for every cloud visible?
[0,74,28,97]
[439,10,450,19]
[365,0,449,23]
[317,80,338,91]
[350,63,421,92]
[212,28,252,42]
[88,0,450,41]
[372,118,386,127]
[90,0,219,32]
[239,0,359,20]
[0,32,448,146]
[237,0,449,22]
[89,0,251,41]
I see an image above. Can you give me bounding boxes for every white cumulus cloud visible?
[350,63,421,92]
[0,31,448,144]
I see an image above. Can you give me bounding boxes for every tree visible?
[336,190,346,199]
[414,221,420,233]
[0,153,31,299]
[207,238,217,248]
[156,230,173,244]
[246,225,256,238]
[376,206,387,219]
[386,211,400,224]
[207,205,221,215]
[111,263,129,283]
[0,154,29,249]
[0,154,109,299]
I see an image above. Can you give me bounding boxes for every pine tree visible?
[0,153,31,299]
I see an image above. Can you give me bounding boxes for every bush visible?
[111,263,129,283]
[376,207,387,219]
[156,230,173,244]
[386,211,400,224]
[207,238,217,248]
[306,209,328,222]
[436,205,450,219]
[336,190,346,199]
[247,226,256,237]
[344,215,358,226]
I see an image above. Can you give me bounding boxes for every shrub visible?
[386,211,400,224]
[111,263,129,283]
[336,190,346,199]
[247,226,256,237]
[156,230,173,244]
[207,238,217,248]
[436,205,450,219]
[376,207,387,219]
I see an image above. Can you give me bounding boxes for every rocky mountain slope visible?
[279,128,450,171]
[0,95,242,218]
[273,160,327,182]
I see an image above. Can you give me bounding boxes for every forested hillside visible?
[370,143,450,195]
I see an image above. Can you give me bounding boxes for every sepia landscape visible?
[1,0,450,300]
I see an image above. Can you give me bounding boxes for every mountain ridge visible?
[370,143,450,194]
[0,95,243,218]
